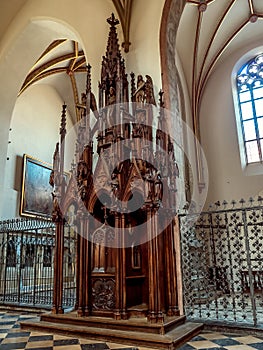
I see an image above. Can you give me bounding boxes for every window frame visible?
[232,47,263,176]
[237,56,263,164]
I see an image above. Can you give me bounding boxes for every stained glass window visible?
[237,54,263,164]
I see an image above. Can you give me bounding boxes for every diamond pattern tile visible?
[0,310,262,349]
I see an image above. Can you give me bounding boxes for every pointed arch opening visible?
[232,47,263,175]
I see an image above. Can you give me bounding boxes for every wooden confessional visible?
[21,14,202,349]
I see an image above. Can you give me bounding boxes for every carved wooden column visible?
[114,213,121,320]
[170,217,179,315]
[164,222,173,316]
[52,218,64,314]
[154,212,164,323]
[114,212,127,320]
[164,213,179,316]
[84,212,90,316]
[52,226,58,314]
[147,202,157,323]
[77,209,86,317]
[76,210,91,317]
[147,207,156,322]
[51,104,67,315]
[120,213,127,319]
[147,205,165,323]
[58,221,65,314]
[75,134,92,316]
[75,224,80,311]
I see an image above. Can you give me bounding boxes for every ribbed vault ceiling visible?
[16,1,134,123]
[176,0,263,125]
[18,39,87,122]
[2,0,263,126]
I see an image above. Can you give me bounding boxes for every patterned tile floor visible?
[0,310,263,349]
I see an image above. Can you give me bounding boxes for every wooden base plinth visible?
[20,312,203,349]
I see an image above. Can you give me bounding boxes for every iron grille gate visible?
[0,218,77,309]
[179,199,263,327]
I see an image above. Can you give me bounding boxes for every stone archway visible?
[160,0,185,113]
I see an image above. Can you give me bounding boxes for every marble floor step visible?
[40,312,186,335]
[20,318,203,349]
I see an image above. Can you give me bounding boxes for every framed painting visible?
[20,154,54,218]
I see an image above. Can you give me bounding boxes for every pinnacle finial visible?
[60,104,67,135]
[107,13,119,27]
[86,64,91,92]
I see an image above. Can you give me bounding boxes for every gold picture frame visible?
[20,154,54,218]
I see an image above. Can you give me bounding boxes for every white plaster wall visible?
[174,49,209,212]
[2,84,74,219]
[125,0,165,94]
[200,41,263,205]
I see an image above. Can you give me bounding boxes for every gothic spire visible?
[106,13,121,61]
[101,13,124,89]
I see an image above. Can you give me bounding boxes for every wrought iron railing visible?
[0,217,77,309]
[179,197,263,327]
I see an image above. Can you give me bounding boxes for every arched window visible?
[236,54,263,164]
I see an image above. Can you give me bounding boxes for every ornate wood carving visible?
[50,104,67,315]
[92,278,116,310]
[51,14,180,324]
